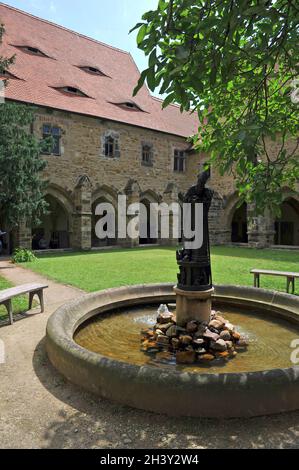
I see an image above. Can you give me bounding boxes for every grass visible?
[0,275,28,321]
[20,246,299,295]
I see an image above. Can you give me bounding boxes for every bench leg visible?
[29,292,34,310]
[287,277,292,294]
[292,278,295,295]
[29,290,45,313]
[254,274,260,288]
[37,290,45,313]
[3,299,13,325]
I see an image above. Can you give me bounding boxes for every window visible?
[174,150,186,172]
[122,102,138,110]
[103,132,120,158]
[79,66,106,76]
[142,143,153,166]
[26,46,41,54]
[1,70,16,79]
[110,101,144,112]
[42,125,61,156]
[17,46,49,57]
[55,86,89,97]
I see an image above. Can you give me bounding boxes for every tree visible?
[133,0,299,214]
[0,103,49,229]
[0,24,49,230]
[0,24,14,74]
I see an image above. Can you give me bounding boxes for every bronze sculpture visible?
[176,168,214,292]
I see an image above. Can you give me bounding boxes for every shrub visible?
[12,248,37,263]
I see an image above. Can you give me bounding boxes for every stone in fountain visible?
[175,168,214,326]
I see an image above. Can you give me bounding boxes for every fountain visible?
[46,170,299,418]
[175,168,214,326]
[140,169,247,365]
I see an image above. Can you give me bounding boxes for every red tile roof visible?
[0,3,199,138]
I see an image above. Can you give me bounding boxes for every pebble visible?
[220,330,231,341]
[201,354,215,361]
[142,309,245,365]
[186,321,198,334]
[156,335,169,347]
[166,325,178,338]
[203,330,220,342]
[210,339,227,352]
[176,351,196,364]
[179,335,193,345]
[171,338,180,349]
[209,320,224,330]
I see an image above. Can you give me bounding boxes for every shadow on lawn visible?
[33,338,299,449]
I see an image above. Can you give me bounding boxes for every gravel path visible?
[0,260,299,449]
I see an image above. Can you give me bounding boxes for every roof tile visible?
[0,3,199,137]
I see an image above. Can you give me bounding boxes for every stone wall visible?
[12,106,299,251]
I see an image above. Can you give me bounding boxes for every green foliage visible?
[0,23,15,75]
[0,102,50,228]
[133,0,299,214]
[0,25,49,229]
[12,248,37,264]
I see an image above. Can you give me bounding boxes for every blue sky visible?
[3,0,159,92]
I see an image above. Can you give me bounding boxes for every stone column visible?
[174,286,214,326]
[72,175,92,251]
[208,192,229,245]
[123,180,141,248]
[161,183,180,247]
[247,205,275,248]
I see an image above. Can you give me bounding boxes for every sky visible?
[2,0,160,93]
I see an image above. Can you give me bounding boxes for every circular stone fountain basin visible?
[46,284,299,418]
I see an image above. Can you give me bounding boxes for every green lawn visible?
[21,246,299,295]
[0,275,28,321]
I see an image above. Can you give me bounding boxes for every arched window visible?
[142,143,153,166]
[102,131,120,159]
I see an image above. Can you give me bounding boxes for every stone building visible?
[0,4,298,253]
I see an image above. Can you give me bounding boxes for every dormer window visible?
[79,66,107,77]
[120,102,142,111]
[54,86,90,98]
[110,101,144,112]
[25,46,41,54]
[15,45,50,58]
[0,70,20,80]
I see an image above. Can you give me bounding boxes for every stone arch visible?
[92,184,119,206]
[275,192,299,246]
[139,190,161,245]
[124,179,141,196]
[32,184,74,250]
[140,189,162,204]
[91,185,119,247]
[222,192,248,244]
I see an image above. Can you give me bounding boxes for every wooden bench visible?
[0,283,48,325]
[250,269,299,294]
